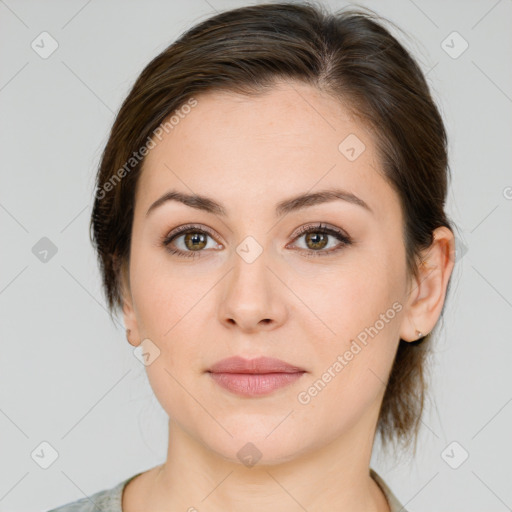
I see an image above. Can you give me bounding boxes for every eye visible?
[160,222,352,259]
[161,224,222,259]
[288,223,352,257]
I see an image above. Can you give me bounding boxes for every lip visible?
[208,356,305,374]
[207,356,306,397]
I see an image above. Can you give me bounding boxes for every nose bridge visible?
[219,228,286,329]
[229,209,275,274]
[230,231,273,297]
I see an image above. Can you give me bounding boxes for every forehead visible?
[136,81,396,220]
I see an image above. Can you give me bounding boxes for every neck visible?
[140,415,390,512]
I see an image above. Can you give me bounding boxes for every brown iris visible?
[184,232,208,251]
[305,232,328,250]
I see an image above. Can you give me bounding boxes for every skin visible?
[120,80,455,511]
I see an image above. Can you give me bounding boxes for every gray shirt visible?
[47,467,407,511]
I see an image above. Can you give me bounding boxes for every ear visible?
[399,226,456,342]
[119,257,142,348]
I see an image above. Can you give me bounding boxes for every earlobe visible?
[119,259,141,347]
[122,297,142,348]
[400,226,455,343]
[125,327,140,347]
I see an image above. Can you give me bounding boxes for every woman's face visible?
[123,80,414,464]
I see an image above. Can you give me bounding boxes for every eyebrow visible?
[145,187,373,218]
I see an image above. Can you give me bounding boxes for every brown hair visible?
[90,0,455,458]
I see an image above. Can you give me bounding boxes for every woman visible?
[49,1,456,510]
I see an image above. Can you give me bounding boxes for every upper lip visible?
[208,356,305,374]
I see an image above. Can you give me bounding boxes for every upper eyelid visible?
[165,222,349,245]
[293,222,349,237]
[166,223,219,242]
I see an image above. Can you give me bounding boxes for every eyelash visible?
[160,223,352,259]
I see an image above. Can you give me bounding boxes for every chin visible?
[197,423,313,467]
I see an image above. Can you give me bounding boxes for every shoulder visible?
[46,473,142,512]
[370,468,408,512]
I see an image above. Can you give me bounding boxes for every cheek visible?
[292,258,391,342]
[130,247,195,333]
[130,249,207,363]
[297,257,401,391]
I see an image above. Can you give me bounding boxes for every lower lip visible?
[209,372,305,397]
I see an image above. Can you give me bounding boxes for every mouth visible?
[208,355,305,374]
[207,356,306,397]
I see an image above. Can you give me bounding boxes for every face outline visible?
[120,79,455,467]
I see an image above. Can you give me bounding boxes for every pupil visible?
[307,232,327,249]
[186,232,206,250]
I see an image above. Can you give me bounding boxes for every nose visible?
[219,244,288,333]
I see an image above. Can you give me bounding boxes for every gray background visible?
[1,0,511,510]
